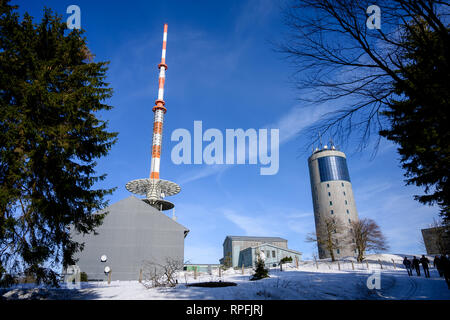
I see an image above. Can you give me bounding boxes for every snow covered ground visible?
[2,254,449,300]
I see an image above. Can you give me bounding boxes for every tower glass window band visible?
[318,156,351,182]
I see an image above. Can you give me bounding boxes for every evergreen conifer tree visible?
[0,1,117,285]
[251,254,269,281]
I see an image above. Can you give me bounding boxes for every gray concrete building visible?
[421,226,450,255]
[220,236,302,268]
[70,196,189,281]
[308,146,359,259]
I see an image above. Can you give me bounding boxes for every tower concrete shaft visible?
[150,23,168,181]
[126,24,180,211]
[308,147,359,259]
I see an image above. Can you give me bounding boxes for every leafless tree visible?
[141,258,184,288]
[280,0,449,152]
[350,218,389,262]
[306,216,348,261]
[418,235,427,253]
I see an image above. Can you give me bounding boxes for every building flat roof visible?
[226,236,287,242]
[248,243,302,255]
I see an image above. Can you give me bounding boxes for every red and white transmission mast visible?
[126,24,180,211]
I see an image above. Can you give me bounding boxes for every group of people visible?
[402,254,450,289]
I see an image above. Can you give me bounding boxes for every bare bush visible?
[141,258,184,288]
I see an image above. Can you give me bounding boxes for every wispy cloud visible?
[177,165,229,185]
[223,209,280,236]
[222,207,314,238]
[353,181,393,202]
[233,0,276,34]
[177,103,331,185]
[267,104,330,144]
[357,186,438,255]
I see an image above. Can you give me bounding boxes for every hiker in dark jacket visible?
[412,256,421,276]
[403,257,412,276]
[441,255,450,289]
[434,256,443,277]
[420,255,430,278]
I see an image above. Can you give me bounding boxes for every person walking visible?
[412,256,421,276]
[403,257,413,276]
[441,255,450,289]
[420,255,430,278]
[434,256,443,277]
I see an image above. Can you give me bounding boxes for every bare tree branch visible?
[279,0,449,153]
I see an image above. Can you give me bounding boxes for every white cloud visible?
[357,186,438,255]
[268,104,331,145]
[223,209,280,236]
[222,207,315,239]
[177,103,331,184]
[353,181,393,202]
[177,165,228,185]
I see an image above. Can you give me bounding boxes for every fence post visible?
[378,259,383,269]
[391,259,396,269]
[139,269,142,283]
[194,267,197,279]
[366,261,369,269]
[338,261,340,270]
[351,261,354,270]
[219,267,222,277]
[242,264,245,275]
[107,270,111,284]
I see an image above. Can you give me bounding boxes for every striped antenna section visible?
[150,23,168,181]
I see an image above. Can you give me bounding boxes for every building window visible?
[330,201,333,206]
[343,191,346,196]
[266,250,270,258]
[345,200,348,205]
[272,251,276,258]
[318,156,351,182]
[348,218,351,223]
[341,182,344,187]
[330,210,334,215]
[346,209,349,214]
[327,183,330,188]
[328,192,331,197]
[337,249,340,254]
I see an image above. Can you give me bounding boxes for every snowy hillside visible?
[2,254,449,300]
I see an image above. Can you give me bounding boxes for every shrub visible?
[280,256,293,264]
[251,258,269,281]
[80,272,88,282]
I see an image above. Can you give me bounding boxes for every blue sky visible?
[15,0,440,262]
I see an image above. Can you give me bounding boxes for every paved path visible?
[371,268,450,300]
